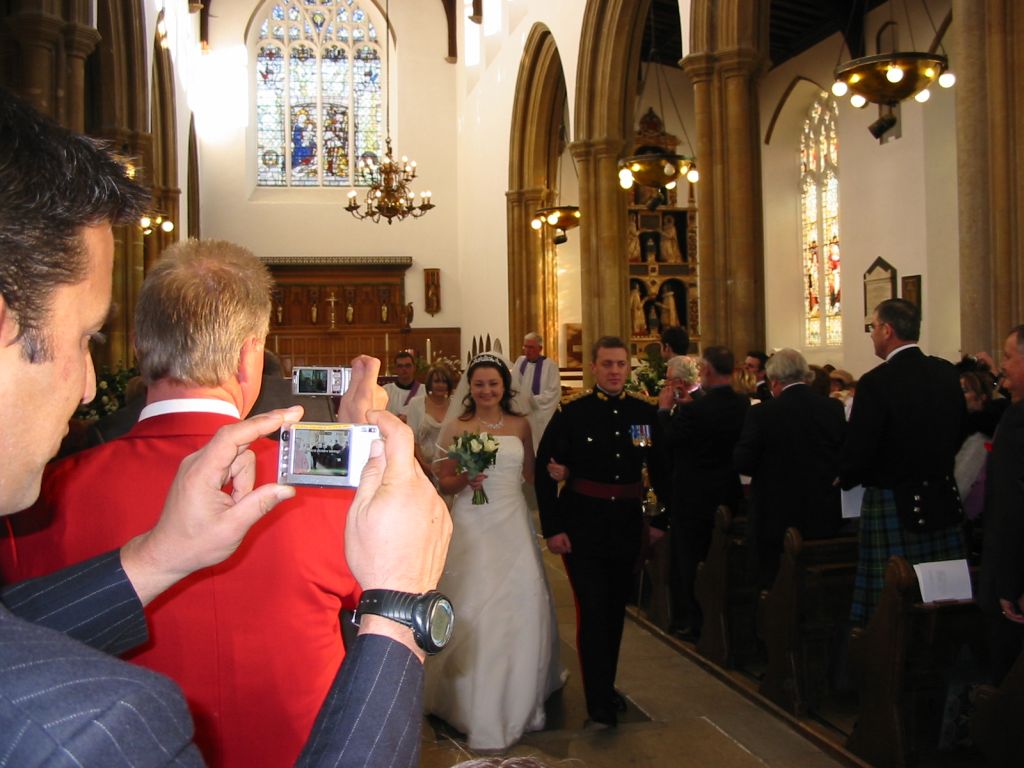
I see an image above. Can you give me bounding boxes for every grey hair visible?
[524,331,543,346]
[666,355,699,385]
[765,348,810,387]
[135,239,272,386]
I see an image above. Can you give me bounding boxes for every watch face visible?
[428,597,455,647]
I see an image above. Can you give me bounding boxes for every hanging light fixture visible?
[831,0,954,115]
[617,11,698,203]
[139,212,175,236]
[345,0,434,224]
[531,205,580,245]
[531,125,581,245]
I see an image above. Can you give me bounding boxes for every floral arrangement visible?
[447,431,499,504]
[626,346,667,397]
[75,366,140,421]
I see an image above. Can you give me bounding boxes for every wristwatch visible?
[355,589,454,655]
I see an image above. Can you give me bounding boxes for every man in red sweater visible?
[0,239,383,767]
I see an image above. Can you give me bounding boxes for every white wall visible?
[184,1,460,333]
[759,0,958,378]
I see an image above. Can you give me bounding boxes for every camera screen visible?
[288,425,353,478]
[297,368,329,395]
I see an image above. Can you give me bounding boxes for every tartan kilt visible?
[849,486,966,625]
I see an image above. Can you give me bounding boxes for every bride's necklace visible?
[478,413,504,430]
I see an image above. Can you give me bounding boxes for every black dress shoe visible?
[610,690,628,713]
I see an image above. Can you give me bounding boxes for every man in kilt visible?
[840,299,967,625]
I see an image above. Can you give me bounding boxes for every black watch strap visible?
[357,589,421,626]
[355,589,453,655]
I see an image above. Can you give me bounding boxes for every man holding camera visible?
[0,240,383,767]
[0,88,452,767]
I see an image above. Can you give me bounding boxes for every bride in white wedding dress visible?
[425,354,564,751]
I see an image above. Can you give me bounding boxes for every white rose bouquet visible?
[447,431,500,505]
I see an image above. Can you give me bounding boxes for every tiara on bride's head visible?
[470,353,507,371]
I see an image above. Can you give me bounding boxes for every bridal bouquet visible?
[447,431,499,505]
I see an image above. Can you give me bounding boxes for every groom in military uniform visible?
[535,335,662,728]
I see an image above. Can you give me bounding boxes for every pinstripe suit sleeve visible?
[1,550,148,656]
[296,634,424,768]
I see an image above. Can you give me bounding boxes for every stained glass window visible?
[800,94,842,347]
[255,0,382,187]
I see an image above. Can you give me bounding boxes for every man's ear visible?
[0,295,20,348]
[237,336,265,384]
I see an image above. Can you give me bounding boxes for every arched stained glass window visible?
[254,0,383,187]
[800,94,841,347]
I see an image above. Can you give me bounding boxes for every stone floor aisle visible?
[419,535,849,768]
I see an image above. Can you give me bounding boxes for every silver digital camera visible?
[278,422,379,487]
[292,366,351,396]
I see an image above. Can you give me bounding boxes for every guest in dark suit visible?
[657,346,749,638]
[0,86,452,768]
[840,299,967,625]
[734,348,846,587]
[979,325,1024,684]
[745,351,772,402]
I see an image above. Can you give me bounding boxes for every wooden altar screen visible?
[263,257,460,374]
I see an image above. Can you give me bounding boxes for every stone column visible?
[3,11,64,118]
[684,53,716,342]
[506,187,555,355]
[719,48,765,353]
[682,46,765,354]
[572,137,629,384]
[63,22,101,133]
[955,0,1024,353]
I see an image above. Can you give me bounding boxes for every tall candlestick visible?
[385,332,390,368]
[426,338,432,363]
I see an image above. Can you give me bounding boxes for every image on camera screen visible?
[290,426,352,477]
[297,368,329,395]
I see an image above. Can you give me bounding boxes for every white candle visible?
[426,338,432,363]
[385,333,390,360]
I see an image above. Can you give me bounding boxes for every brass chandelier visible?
[345,0,434,224]
[617,11,697,201]
[830,0,955,112]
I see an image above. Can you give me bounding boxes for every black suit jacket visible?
[979,400,1024,612]
[734,384,846,549]
[0,552,423,767]
[658,385,749,525]
[841,346,966,490]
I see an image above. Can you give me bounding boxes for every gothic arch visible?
[507,23,567,360]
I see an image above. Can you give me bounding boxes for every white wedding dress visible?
[424,435,564,750]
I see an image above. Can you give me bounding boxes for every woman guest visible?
[406,364,455,483]
[425,354,563,751]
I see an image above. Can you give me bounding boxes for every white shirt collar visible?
[886,342,919,361]
[139,398,241,422]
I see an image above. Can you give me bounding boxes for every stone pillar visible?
[63,22,101,133]
[955,0,1024,353]
[2,10,64,118]
[719,49,765,353]
[682,45,765,354]
[506,186,557,358]
[684,53,716,342]
[572,137,629,384]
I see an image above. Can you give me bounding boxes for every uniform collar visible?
[595,386,625,401]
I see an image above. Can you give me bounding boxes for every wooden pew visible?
[845,556,984,768]
[757,527,858,715]
[695,506,758,667]
[972,648,1024,767]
